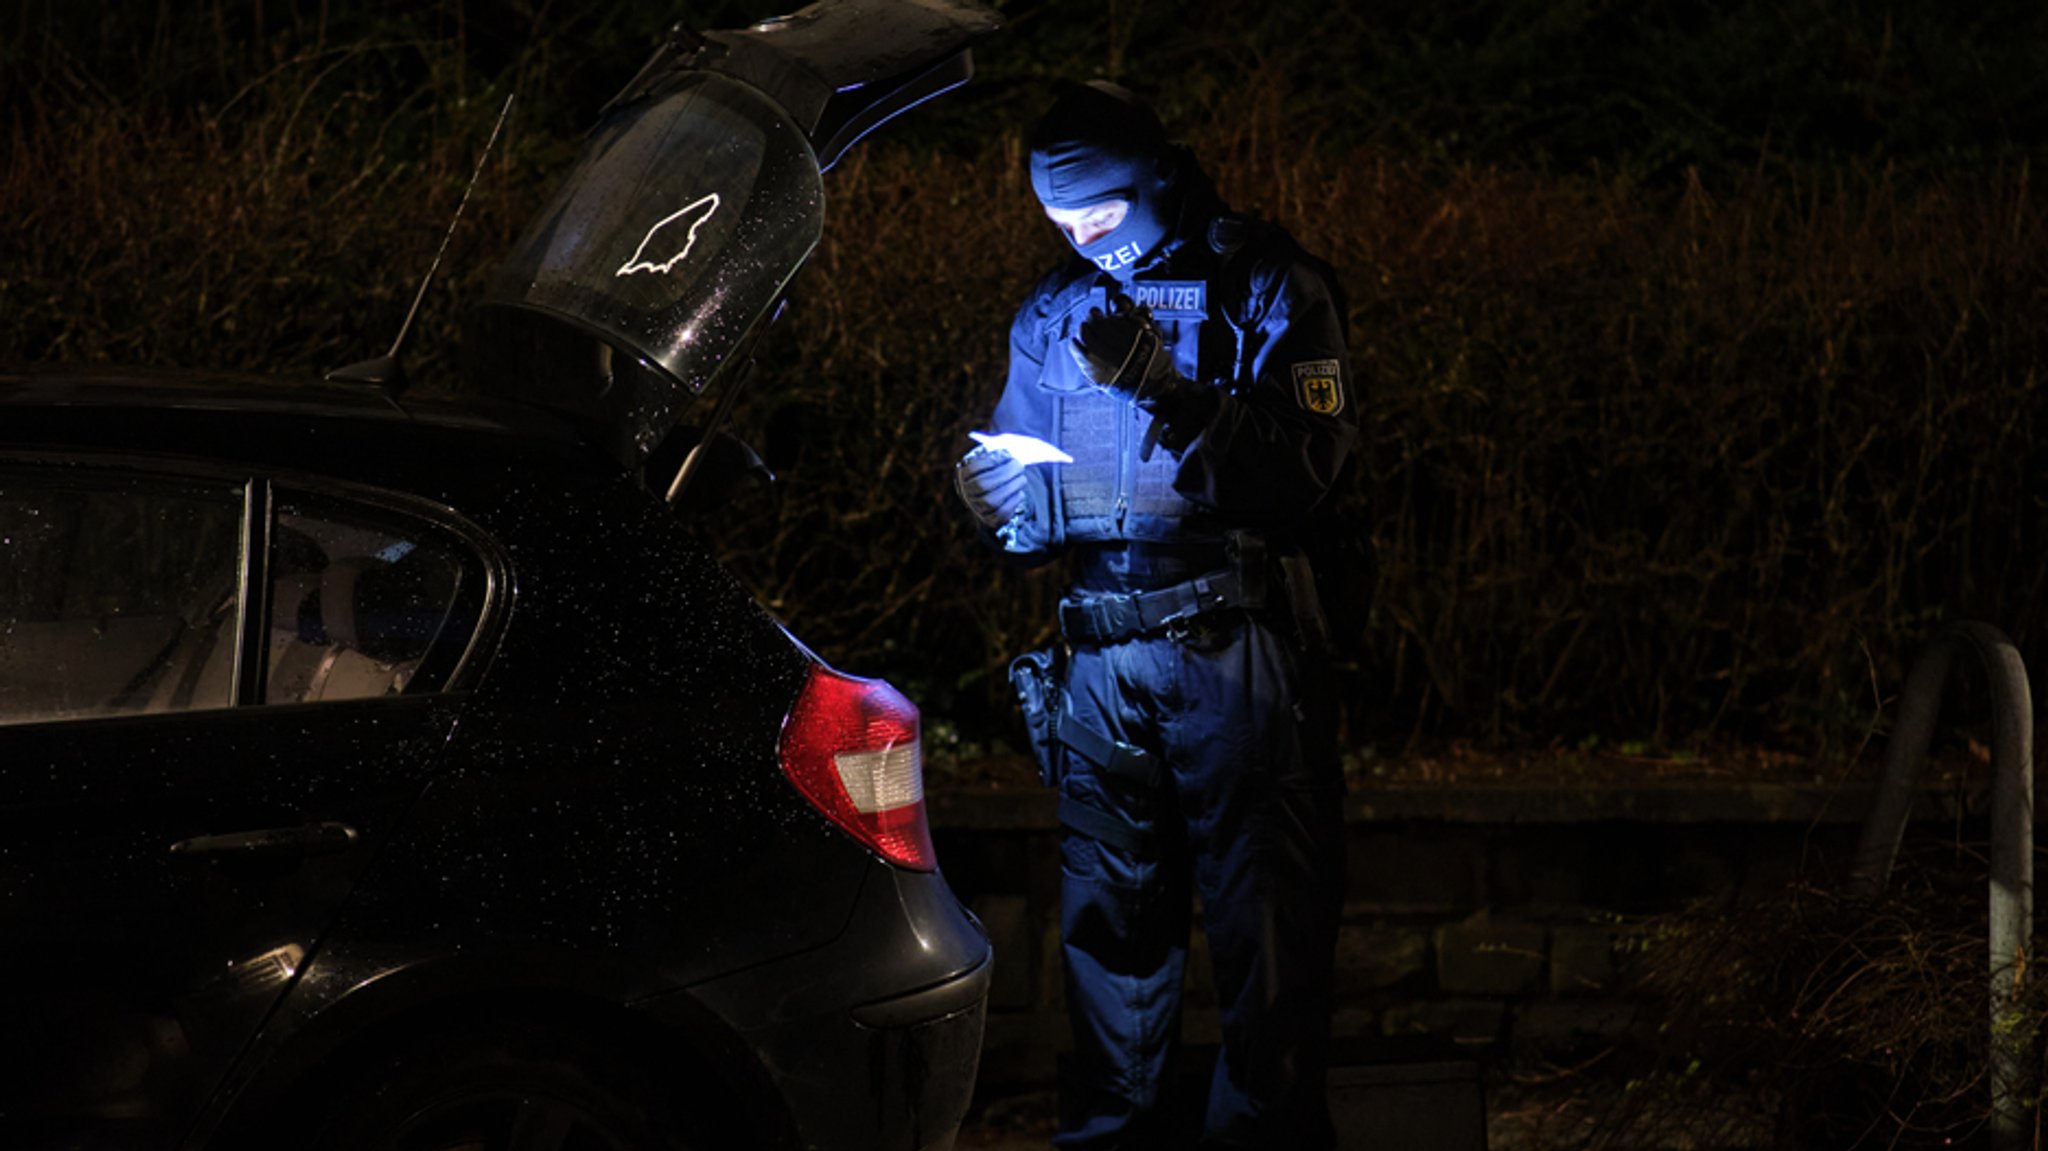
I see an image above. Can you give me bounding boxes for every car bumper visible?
[648,860,992,1151]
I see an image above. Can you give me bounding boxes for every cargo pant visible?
[1051,611,1346,1151]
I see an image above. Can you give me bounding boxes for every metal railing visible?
[1846,621,2035,1151]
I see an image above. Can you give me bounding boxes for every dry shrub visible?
[5,53,2044,759]
[1335,156,2042,752]
[0,53,543,388]
[1558,840,2045,1150]
[735,112,2045,755]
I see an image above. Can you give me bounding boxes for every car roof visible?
[0,363,611,483]
[1,362,555,431]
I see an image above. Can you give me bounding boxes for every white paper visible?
[969,431,1074,466]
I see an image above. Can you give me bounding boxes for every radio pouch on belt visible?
[1009,649,1064,788]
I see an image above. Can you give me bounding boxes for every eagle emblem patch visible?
[1291,359,1345,415]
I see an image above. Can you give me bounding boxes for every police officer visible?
[955,82,1356,1150]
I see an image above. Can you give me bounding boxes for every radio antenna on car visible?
[327,92,516,397]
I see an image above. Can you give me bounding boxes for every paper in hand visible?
[968,431,1074,466]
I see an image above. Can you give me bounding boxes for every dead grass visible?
[5,52,2044,763]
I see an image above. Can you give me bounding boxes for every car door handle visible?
[169,821,360,861]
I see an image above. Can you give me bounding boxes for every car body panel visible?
[696,0,1001,170]
[0,698,465,1148]
[644,862,992,1151]
[0,417,505,1146]
[2,1,1000,1144]
[0,367,987,1150]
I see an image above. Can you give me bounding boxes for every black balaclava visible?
[1028,82,1179,280]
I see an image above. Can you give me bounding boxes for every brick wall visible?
[930,781,1973,1086]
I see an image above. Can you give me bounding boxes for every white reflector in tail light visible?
[778,663,937,871]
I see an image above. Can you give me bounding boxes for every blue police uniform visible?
[962,83,1357,1151]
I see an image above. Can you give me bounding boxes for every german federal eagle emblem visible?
[1291,359,1345,416]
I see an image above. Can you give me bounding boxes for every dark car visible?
[0,3,999,1149]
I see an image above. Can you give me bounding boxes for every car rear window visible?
[0,465,492,725]
[0,472,244,724]
[266,495,473,704]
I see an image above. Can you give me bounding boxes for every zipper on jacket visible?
[1114,399,1132,535]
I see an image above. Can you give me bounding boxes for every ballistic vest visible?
[1036,226,1254,545]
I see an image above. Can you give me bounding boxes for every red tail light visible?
[777,663,937,871]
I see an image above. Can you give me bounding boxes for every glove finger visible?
[993,490,1027,522]
[961,463,1027,507]
[1088,312,1133,348]
[1065,338,1099,378]
[958,468,1008,524]
[978,469,1027,505]
[965,451,1027,489]
[960,446,1022,481]
[961,474,1027,527]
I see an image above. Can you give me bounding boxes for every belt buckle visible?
[1056,601,1081,642]
[1097,595,1135,642]
[1162,610,1195,643]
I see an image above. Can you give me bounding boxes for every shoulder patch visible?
[1291,359,1345,416]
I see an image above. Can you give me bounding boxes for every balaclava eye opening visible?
[1028,81,1179,280]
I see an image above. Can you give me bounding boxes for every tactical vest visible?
[1036,225,1257,545]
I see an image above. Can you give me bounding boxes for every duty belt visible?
[1057,568,1258,645]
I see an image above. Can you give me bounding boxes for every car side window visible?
[0,472,244,725]
[266,496,472,704]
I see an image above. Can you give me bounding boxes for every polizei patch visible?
[1125,280,1208,319]
[1291,359,1345,415]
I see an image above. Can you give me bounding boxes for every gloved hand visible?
[955,444,1028,529]
[1068,295,1221,456]
[1067,296,1173,398]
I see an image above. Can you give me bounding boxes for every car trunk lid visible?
[468,0,1000,468]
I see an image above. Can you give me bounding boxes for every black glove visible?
[1067,296,1173,397]
[1146,385,1219,455]
[1069,296,1220,455]
[955,445,1028,529]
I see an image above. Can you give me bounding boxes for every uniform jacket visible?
[988,193,1357,558]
